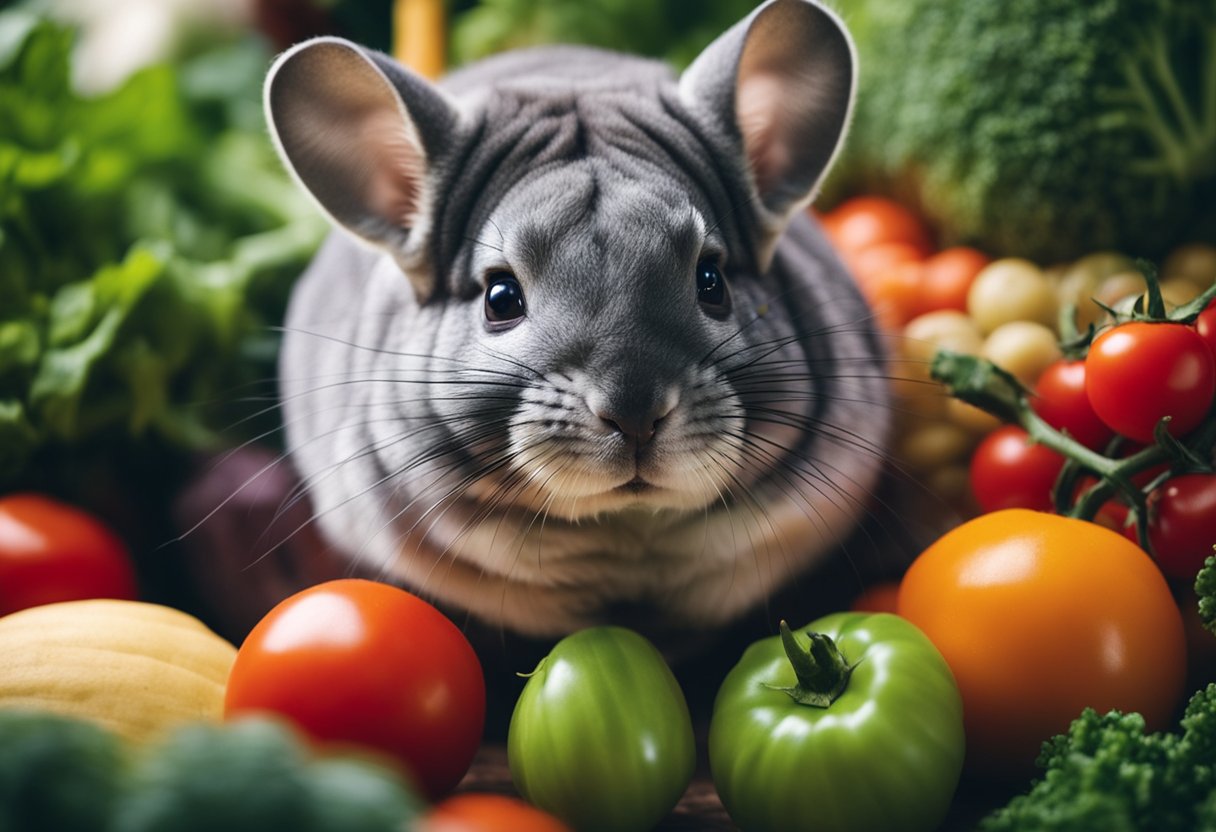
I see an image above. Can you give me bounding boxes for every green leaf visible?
[0,319,40,370]
[0,398,37,483]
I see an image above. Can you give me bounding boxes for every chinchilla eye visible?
[696,257,727,310]
[484,272,526,323]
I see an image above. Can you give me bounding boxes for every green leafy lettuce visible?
[0,12,325,486]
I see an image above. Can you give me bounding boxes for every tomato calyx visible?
[766,620,858,709]
[1054,260,1216,359]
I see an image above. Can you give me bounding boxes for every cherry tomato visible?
[848,241,925,287]
[920,247,990,314]
[821,196,934,258]
[1129,474,1216,580]
[224,579,485,800]
[1194,301,1216,362]
[421,794,573,832]
[969,425,1066,514]
[1085,322,1216,442]
[1031,360,1115,450]
[0,493,138,615]
[1179,587,1216,688]
[864,260,925,330]
[898,509,1187,778]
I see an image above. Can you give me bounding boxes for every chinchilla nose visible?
[592,388,677,449]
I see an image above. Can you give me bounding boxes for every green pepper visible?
[507,626,695,832]
[709,612,965,832]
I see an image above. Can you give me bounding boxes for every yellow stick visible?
[394,0,446,79]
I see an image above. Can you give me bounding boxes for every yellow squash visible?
[0,599,236,744]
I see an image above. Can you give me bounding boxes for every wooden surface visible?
[457,745,1016,831]
[457,746,737,830]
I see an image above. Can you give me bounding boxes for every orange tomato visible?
[865,260,925,330]
[850,581,901,614]
[421,794,573,832]
[847,241,926,287]
[897,509,1186,779]
[921,247,990,314]
[821,196,935,258]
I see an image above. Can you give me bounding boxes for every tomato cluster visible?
[818,196,990,331]
[976,304,1216,579]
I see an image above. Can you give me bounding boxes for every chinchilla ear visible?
[679,0,855,262]
[264,37,458,300]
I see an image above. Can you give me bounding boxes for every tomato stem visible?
[768,620,855,709]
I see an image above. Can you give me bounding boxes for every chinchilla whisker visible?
[271,325,485,364]
[464,233,504,254]
[268,412,513,525]
[738,408,891,464]
[471,342,546,383]
[409,442,567,590]
[701,445,796,599]
[394,434,561,546]
[724,430,849,520]
[332,439,533,577]
[700,300,877,368]
[697,256,875,367]
[253,409,523,561]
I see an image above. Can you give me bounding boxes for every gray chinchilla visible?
[265,0,892,639]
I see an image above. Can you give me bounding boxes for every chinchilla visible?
[265,0,892,640]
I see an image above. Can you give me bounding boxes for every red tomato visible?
[821,196,934,258]
[421,794,573,832]
[850,582,901,614]
[1085,322,1216,442]
[1031,360,1115,450]
[1128,474,1216,580]
[0,493,138,615]
[1194,301,1216,362]
[1179,587,1216,688]
[898,510,1187,778]
[224,579,485,799]
[920,247,990,314]
[969,426,1067,514]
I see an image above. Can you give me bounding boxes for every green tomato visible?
[709,612,965,832]
[507,626,695,832]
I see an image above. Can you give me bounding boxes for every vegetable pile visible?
[0,11,325,487]
[823,192,1216,524]
[2,2,1216,831]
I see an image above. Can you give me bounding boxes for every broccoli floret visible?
[110,718,423,832]
[981,684,1216,831]
[829,0,1216,262]
[1197,555,1216,636]
[0,710,128,832]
